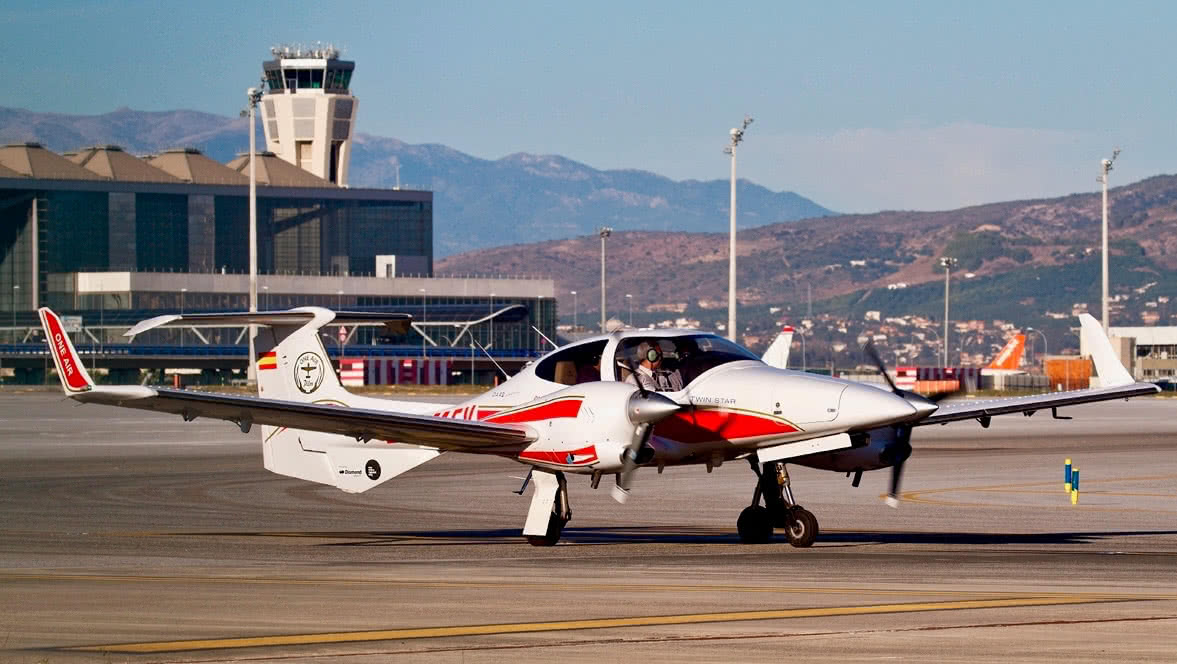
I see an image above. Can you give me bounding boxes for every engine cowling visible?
[511,381,645,473]
[795,425,905,473]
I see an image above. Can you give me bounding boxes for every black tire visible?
[785,507,819,548]
[526,513,567,547]
[737,505,773,544]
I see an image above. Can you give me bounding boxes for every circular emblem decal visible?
[365,459,381,480]
[294,352,325,394]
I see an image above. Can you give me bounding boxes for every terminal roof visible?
[146,148,249,185]
[68,145,181,183]
[0,143,101,180]
[226,151,334,187]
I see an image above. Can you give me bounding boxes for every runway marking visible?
[11,572,1138,599]
[67,595,1122,653]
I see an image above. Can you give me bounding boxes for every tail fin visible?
[38,308,95,394]
[253,308,353,403]
[1079,314,1134,387]
[762,326,794,369]
[987,334,1025,370]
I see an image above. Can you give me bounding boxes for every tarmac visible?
[1,392,1175,662]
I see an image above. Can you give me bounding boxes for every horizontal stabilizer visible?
[126,307,412,337]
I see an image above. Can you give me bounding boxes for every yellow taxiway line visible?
[70,595,1117,653]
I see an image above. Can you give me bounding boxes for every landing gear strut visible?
[523,469,570,546]
[737,459,819,547]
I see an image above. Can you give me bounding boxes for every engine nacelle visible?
[511,381,641,474]
[795,426,904,473]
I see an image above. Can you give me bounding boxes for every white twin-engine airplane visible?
[38,307,1157,547]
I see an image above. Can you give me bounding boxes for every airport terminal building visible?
[0,47,555,384]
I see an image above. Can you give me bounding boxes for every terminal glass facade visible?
[0,182,432,312]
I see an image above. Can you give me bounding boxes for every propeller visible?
[611,359,681,504]
[862,342,954,507]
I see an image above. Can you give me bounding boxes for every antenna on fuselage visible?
[531,325,557,349]
[473,340,510,380]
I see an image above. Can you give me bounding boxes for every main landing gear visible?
[523,469,571,546]
[737,459,819,547]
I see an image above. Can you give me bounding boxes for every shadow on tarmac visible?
[311,527,1177,547]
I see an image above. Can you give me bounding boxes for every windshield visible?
[614,334,760,389]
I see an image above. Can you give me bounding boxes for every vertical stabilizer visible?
[762,326,795,369]
[987,334,1025,370]
[1079,314,1134,387]
[37,308,95,394]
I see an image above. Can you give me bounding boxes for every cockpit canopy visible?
[533,333,760,389]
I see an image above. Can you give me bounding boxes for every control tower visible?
[259,44,358,186]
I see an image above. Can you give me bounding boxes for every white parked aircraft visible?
[38,307,1157,547]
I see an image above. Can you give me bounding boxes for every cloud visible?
[729,122,1172,214]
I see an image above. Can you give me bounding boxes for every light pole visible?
[939,257,957,366]
[625,293,633,326]
[12,284,19,344]
[489,292,495,350]
[923,326,940,365]
[180,287,187,347]
[724,115,753,342]
[799,327,806,372]
[336,289,344,359]
[570,290,577,331]
[245,85,262,384]
[598,227,612,332]
[1026,326,1048,371]
[419,288,427,364]
[1098,149,1120,333]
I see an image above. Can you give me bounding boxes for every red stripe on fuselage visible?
[484,398,582,424]
[519,445,598,466]
[656,408,799,444]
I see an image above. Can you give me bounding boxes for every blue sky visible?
[5,1,1176,213]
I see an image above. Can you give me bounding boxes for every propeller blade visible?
[885,459,905,508]
[863,342,900,394]
[611,387,682,504]
[884,425,913,508]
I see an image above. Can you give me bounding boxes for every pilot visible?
[626,341,683,392]
[575,353,601,384]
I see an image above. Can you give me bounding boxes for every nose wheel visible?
[738,459,819,547]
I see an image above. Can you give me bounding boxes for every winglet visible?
[37,307,95,394]
[1078,314,1133,387]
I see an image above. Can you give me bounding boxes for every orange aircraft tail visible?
[987,334,1025,370]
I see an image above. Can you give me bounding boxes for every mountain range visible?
[0,106,833,256]
[436,173,1177,346]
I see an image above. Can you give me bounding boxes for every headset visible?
[643,344,662,364]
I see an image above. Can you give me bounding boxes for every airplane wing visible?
[915,382,1158,426]
[68,386,537,450]
[916,314,1158,426]
[39,307,535,452]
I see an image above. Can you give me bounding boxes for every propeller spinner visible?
[611,362,681,504]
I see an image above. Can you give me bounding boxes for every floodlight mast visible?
[598,227,612,332]
[939,256,958,366]
[725,115,753,342]
[1098,148,1120,335]
[246,86,263,383]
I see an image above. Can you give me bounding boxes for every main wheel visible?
[784,507,819,548]
[737,505,773,544]
[526,513,567,547]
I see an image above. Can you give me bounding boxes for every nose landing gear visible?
[523,469,571,546]
[737,458,819,547]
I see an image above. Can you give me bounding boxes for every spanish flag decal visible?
[258,351,278,371]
